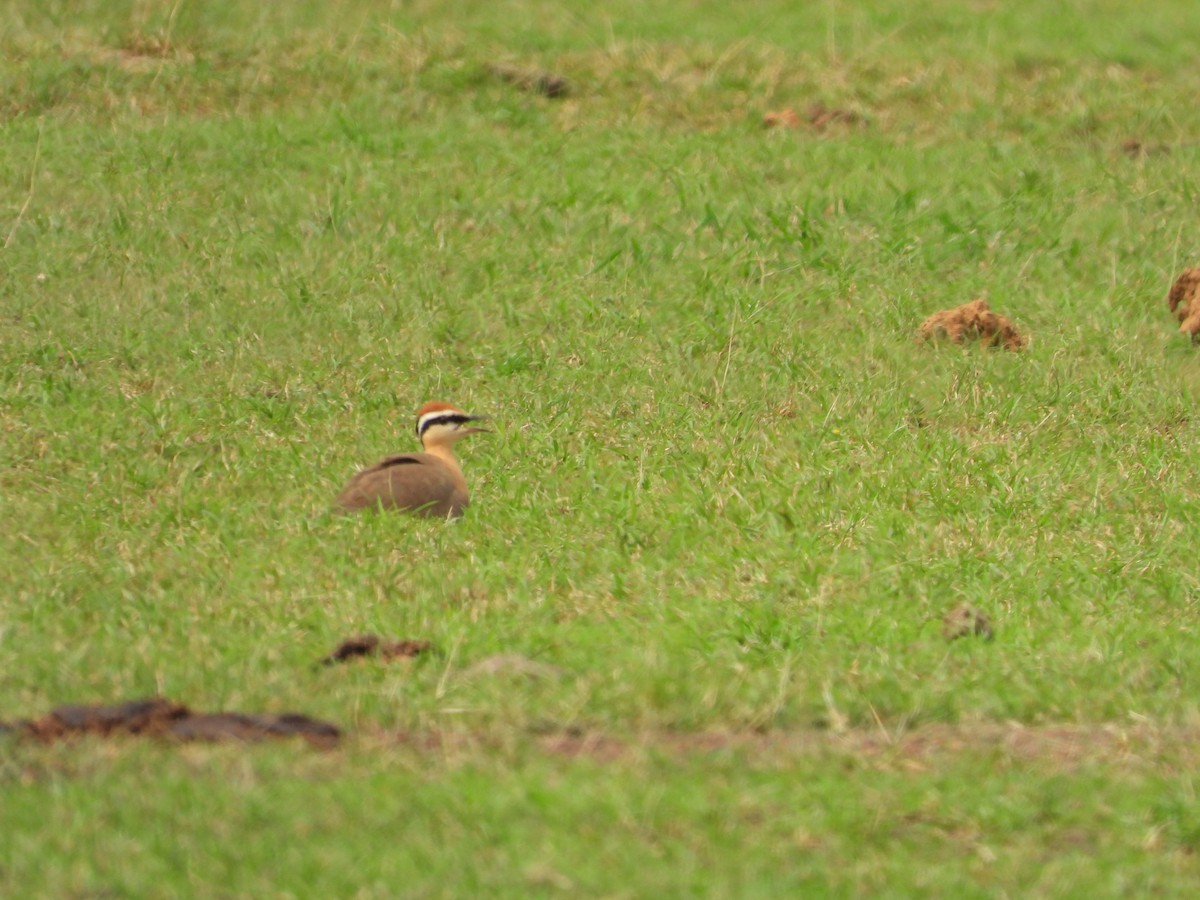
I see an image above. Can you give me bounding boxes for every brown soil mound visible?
[6,698,339,748]
[167,712,341,745]
[321,635,435,665]
[1167,268,1200,340]
[26,698,189,739]
[918,299,1025,350]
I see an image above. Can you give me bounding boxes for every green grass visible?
[4,731,1199,896]
[3,0,1200,894]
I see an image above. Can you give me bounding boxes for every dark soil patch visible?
[488,64,570,98]
[918,299,1026,350]
[4,698,339,748]
[26,698,190,739]
[321,635,435,666]
[1167,268,1200,340]
[167,712,340,745]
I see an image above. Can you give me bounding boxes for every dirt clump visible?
[488,64,570,99]
[1167,268,1200,340]
[25,698,190,740]
[942,604,994,642]
[9,698,340,748]
[321,635,435,666]
[168,712,341,747]
[918,299,1026,350]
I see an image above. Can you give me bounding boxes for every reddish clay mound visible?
[321,635,435,665]
[1167,268,1200,340]
[918,299,1025,350]
[6,698,339,748]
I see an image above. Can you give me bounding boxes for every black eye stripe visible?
[417,413,471,436]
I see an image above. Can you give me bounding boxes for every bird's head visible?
[415,402,490,449]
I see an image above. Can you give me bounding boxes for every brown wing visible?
[333,453,466,517]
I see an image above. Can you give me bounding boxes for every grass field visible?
[3,0,1200,895]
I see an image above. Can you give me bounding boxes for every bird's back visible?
[334,453,468,518]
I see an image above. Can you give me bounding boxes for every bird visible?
[334,402,489,518]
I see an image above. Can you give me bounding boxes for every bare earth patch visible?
[4,698,340,748]
[1167,268,1200,340]
[918,299,1026,350]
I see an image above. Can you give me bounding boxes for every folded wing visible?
[334,454,467,517]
